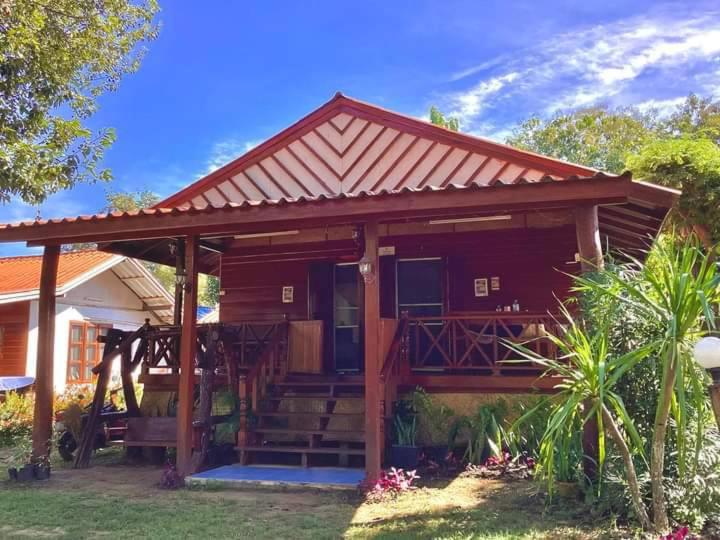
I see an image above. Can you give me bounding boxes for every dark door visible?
[396,258,444,369]
[333,263,362,372]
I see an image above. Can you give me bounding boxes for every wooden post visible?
[31,244,60,461]
[575,205,603,482]
[176,236,199,476]
[574,205,604,273]
[362,221,382,480]
[173,239,186,326]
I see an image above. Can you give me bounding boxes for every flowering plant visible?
[359,467,419,502]
[661,526,693,540]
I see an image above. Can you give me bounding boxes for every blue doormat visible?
[188,465,365,489]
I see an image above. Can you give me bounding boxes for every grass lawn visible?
[0,449,627,539]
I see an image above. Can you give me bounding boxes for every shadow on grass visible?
[345,480,623,540]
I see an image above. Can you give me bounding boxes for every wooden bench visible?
[123,417,178,447]
[113,415,233,449]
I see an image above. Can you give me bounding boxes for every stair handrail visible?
[379,312,410,431]
[380,312,409,383]
[236,321,289,453]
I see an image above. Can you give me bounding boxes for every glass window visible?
[66,322,112,384]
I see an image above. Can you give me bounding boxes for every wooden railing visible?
[236,321,289,454]
[140,321,288,376]
[405,313,559,374]
[379,313,409,413]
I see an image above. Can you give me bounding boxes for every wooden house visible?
[0,94,678,478]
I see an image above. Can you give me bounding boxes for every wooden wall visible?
[219,259,309,322]
[446,227,577,312]
[0,302,29,377]
[219,225,578,324]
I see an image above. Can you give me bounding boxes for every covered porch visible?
[0,171,675,480]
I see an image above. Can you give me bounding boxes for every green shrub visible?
[450,400,507,464]
[410,387,455,447]
[666,426,720,531]
[0,392,33,446]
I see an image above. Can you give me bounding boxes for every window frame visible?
[66,321,112,384]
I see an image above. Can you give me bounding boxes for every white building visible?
[0,250,173,391]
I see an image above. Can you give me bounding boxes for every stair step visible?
[235,445,365,455]
[266,395,364,401]
[274,381,364,388]
[257,411,363,419]
[254,428,364,437]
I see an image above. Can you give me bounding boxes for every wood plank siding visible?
[0,301,29,377]
[219,225,578,325]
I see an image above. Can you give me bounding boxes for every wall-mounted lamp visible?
[358,256,375,284]
[693,336,720,429]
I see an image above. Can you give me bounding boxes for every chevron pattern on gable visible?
[188,112,560,207]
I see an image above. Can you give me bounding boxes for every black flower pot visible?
[16,464,35,482]
[391,445,420,470]
[7,467,18,481]
[34,464,51,480]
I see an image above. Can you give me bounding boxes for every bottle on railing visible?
[512,300,520,312]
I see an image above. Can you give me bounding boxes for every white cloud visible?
[448,72,520,125]
[440,6,720,133]
[201,138,260,177]
[636,96,687,117]
[0,190,88,224]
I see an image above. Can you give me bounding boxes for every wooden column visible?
[362,221,382,479]
[176,236,199,475]
[574,205,604,272]
[31,244,60,460]
[173,239,186,326]
[575,205,603,482]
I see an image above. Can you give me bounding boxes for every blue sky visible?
[1,0,719,256]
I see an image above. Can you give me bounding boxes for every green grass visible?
[0,463,627,539]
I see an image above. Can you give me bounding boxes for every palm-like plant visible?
[573,234,719,533]
[509,306,655,529]
[450,401,507,464]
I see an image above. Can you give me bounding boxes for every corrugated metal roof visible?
[157,93,598,210]
[0,172,626,232]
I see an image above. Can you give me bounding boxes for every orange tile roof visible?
[0,250,116,295]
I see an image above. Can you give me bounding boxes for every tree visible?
[429,106,459,131]
[661,93,720,144]
[0,0,159,205]
[506,107,656,173]
[626,138,720,246]
[104,189,159,213]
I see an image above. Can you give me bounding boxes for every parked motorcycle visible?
[55,390,127,461]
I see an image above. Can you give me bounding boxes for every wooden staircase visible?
[236,376,366,467]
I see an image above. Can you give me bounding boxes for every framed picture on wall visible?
[491,276,500,291]
[474,278,489,297]
[282,286,294,303]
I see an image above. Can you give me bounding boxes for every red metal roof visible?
[0,172,626,232]
[0,250,115,295]
[156,93,597,210]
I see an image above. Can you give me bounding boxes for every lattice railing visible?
[406,313,560,374]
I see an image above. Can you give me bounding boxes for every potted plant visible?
[411,387,455,463]
[7,437,34,482]
[33,454,51,480]
[391,413,420,469]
